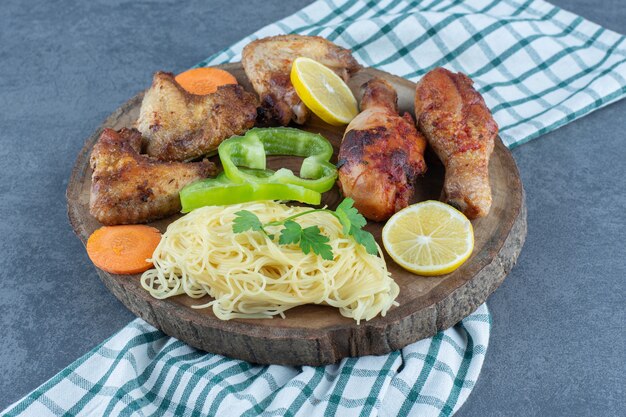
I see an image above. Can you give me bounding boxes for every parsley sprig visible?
[232,198,378,260]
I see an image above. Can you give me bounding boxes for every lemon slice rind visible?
[290,57,358,126]
[382,201,474,276]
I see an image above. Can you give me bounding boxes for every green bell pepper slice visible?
[180,171,322,213]
[218,127,337,193]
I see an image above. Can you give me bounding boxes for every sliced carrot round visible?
[86,225,161,275]
[175,67,238,95]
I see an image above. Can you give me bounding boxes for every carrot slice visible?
[175,67,238,95]
[86,225,161,275]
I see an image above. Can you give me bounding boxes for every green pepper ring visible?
[180,171,322,213]
[218,127,338,193]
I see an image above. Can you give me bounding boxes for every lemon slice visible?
[290,57,358,126]
[382,201,474,276]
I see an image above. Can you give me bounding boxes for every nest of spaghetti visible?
[141,201,399,323]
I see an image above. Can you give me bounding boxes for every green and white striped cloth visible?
[1,313,490,417]
[198,0,626,149]
[4,0,625,416]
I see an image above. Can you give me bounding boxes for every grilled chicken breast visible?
[338,78,427,221]
[89,128,215,225]
[414,67,498,219]
[135,71,257,162]
[242,34,361,125]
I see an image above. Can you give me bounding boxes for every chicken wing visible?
[135,71,257,162]
[414,67,498,219]
[242,35,361,125]
[89,128,216,225]
[338,78,427,221]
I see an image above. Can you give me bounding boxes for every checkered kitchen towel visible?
[4,0,625,416]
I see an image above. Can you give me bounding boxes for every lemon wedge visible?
[290,57,358,125]
[382,201,474,276]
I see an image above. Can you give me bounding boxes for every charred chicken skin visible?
[242,34,361,125]
[414,67,498,219]
[135,71,257,162]
[338,78,427,221]
[89,128,216,225]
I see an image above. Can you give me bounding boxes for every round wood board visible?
[67,63,527,366]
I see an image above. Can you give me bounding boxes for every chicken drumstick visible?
[338,78,427,221]
[414,67,498,219]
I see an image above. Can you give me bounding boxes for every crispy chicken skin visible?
[242,34,361,125]
[89,128,216,225]
[338,78,427,221]
[414,67,498,219]
[135,71,257,162]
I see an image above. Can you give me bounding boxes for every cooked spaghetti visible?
[141,201,399,323]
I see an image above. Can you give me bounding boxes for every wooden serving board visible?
[67,63,526,366]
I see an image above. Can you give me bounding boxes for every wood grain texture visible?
[67,63,527,365]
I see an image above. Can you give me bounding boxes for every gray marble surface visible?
[0,0,624,414]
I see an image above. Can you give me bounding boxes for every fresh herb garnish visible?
[232,198,378,260]
[232,209,264,233]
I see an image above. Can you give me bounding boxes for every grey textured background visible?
[0,0,624,415]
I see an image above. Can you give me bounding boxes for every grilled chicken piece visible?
[338,78,427,221]
[135,71,257,162]
[89,128,215,225]
[414,67,498,219]
[242,34,361,125]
